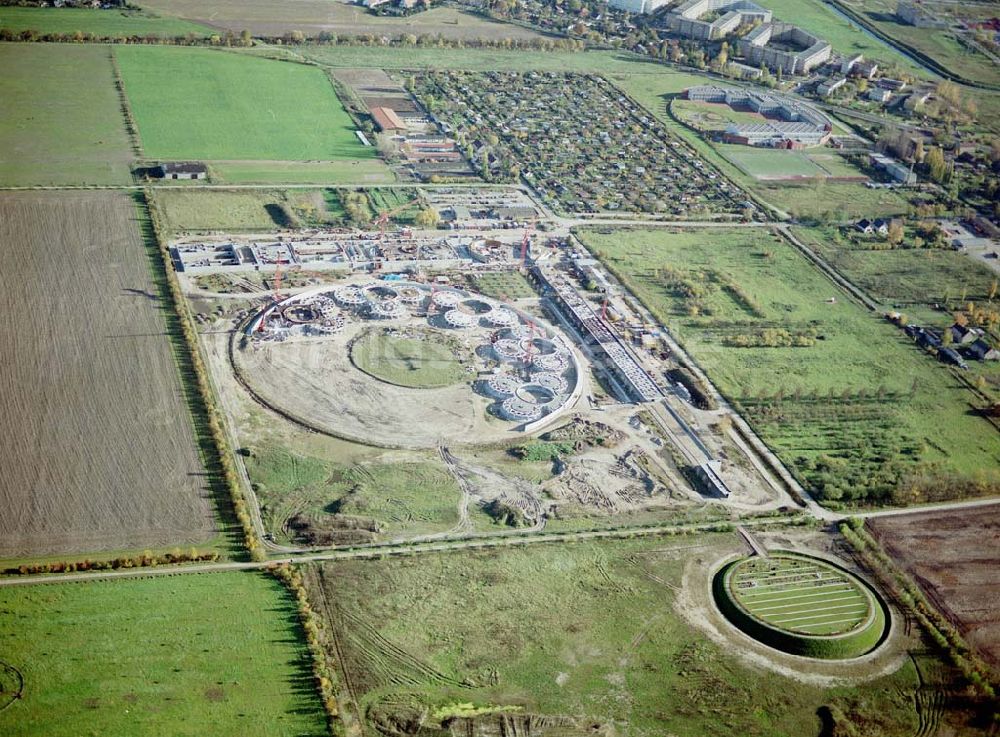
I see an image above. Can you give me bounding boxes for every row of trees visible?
[5,549,219,576]
[270,565,341,732]
[0,27,252,45]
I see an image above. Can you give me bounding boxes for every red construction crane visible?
[519,222,535,271]
[375,196,424,241]
[522,319,541,376]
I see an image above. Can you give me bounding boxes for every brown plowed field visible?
[0,192,215,559]
[868,506,1000,667]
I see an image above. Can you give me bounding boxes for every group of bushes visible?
[840,520,997,701]
[723,327,817,348]
[4,548,218,576]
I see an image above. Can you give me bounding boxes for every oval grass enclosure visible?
[713,552,889,659]
[350,327,467,389]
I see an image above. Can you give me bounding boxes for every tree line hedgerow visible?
[3,548,219,576]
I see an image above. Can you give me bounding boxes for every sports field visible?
[0,44,132,186]
[116,46,375,162]
[0,6,211,36]
[0,572,327,737]
[720,145,830,180]
[615,74,905,219]
[351,328,467,388]
[729,556,871,635]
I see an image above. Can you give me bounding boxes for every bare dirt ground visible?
[0,192,215,559]
[140,0,545,40]
[868,507,1000,667]
[232,320,518,449]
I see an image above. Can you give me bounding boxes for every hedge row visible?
[4,548,218,576]
[271,565,344,736]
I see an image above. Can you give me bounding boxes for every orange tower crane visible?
[375,196,424,241]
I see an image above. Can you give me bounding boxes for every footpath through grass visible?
[580,227,1000,506]
[0,44,132,186]
[116,46,377,162]
[0,571,327,737]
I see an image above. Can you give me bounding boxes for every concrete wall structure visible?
[739,22,832,74]
[666,0,771,40]
[608,0,669,14]
[684,84,831,146]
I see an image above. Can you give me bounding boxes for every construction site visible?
[177,198,802,552]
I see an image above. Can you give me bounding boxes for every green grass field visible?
[307,535,923,736]
[0,6,211,36]
[211,159,394,184]
[467,270,536,300]
[156,188,291,231]
[116,46,375,161]
[155,187,351,231]
[0,572,326,737]
[0,44,132,186]
[794,226,999,308]
[672,98,770,131]
[719,145,830,179]
[245,446,461,543]
[579,227,1000,505]
[730,556,871,635]
[297,45,696,74]
[351,328,467,388]
[835,0,999,86]
[366,187,422,223]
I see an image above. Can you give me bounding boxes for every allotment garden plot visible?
[412,71,747,216]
